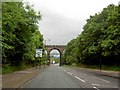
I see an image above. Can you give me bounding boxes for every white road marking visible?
[74,76,85,83]
[66,72,73,75]
[57,67,61,69]
[92,83,105,86]
[93,86,100,90]
[92,76,110,83]
[64,70,66,72]
[114,87,118,88]
[59,68,72,75]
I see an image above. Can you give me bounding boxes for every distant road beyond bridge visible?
[45,45,66,66]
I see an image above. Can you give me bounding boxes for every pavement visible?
[97,70,119,79]
[69,66,120,79]
[1,65,119,89]
[2,65,48,89]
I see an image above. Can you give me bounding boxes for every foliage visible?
[51,57,60,64]
[64,4,120,66]
[64,38,79,65]
[2,2,44,70]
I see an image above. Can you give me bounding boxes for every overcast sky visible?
[24,0,119,45]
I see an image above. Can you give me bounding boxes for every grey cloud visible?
[39,10,85,45]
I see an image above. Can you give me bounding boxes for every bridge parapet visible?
[46,45,66,48]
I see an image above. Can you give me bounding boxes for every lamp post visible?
[44,39,50,66]
[98,41,102,71]
[45,39,50,46]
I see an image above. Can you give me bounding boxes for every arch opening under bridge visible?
[45,45,66,66]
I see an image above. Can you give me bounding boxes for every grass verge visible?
[63,64,120,71]
[2,64,33,74]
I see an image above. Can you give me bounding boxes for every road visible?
[24,64,119,89]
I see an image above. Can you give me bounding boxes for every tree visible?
[64,4,120,66]
[2,2,43,68]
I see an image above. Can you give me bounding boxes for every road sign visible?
[36,49,42,57]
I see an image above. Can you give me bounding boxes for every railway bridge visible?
[45,45,66,66]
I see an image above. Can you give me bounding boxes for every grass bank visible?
[2,64,33,74]
[64,63,120,71]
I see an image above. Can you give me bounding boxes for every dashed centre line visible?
[92,83,105,87]
[92,76,110,83]
[60,68,86,83]
[74,76,85,83]
[93,86,100,90]
[58,67,112,89]
[66,72,72,75]
[63,70,66,72]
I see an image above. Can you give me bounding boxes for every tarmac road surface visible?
[24,64,119,89]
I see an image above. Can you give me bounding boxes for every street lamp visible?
[98,41,102,71]
[44,39,50,46]
[44,39,50,66]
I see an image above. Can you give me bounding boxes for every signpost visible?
[35,49,42,69]
[36,49,42,58]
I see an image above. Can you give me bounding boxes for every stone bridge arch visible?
[45,45,66,66]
